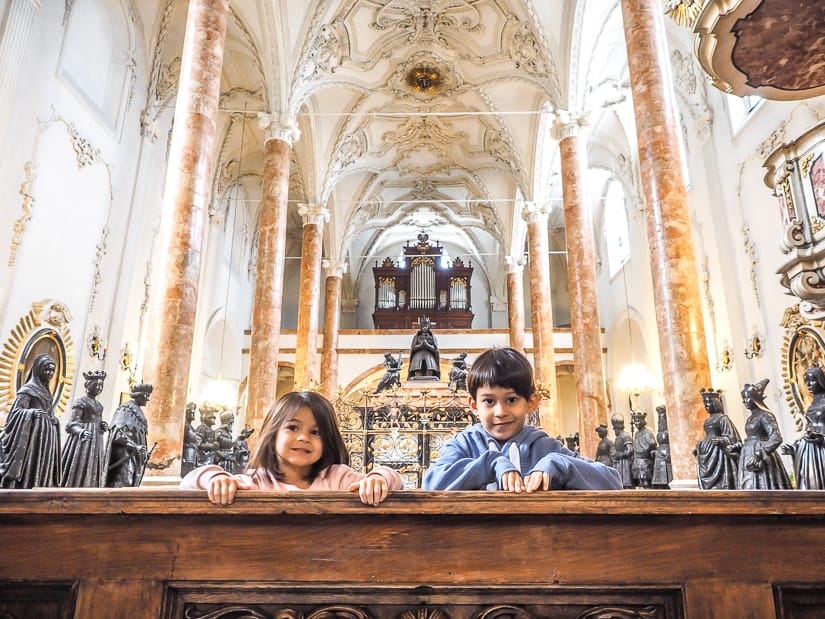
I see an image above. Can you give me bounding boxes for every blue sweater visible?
[423,423,622,490]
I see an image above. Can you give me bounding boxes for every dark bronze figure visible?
[61,370,108,487]
[180,402,198,477]
[610,412,633,489]
[594,423,614,467]
[651,405,672,489]
[738,378,791,489]
[631,410,656,488]
[104,382,152,488]
[695,387,741,489]
[448,352,469,392]
[215,410,236,473]
[375,352,403,393]
[565,432,580,454]
[233,426,254,472]
[783,365,825,489]
[0,354,61,488]
[195,405,219,466]
[407,318,440,380]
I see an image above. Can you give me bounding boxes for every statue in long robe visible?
[104,383,152,488]
[61,370,108,487]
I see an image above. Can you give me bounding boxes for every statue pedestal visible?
[397,379,457,399]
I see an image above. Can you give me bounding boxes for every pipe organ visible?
[372,233,474,329]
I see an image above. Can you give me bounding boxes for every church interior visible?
[2,1,825,617]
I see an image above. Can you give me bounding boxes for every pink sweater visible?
[179,463,405,492]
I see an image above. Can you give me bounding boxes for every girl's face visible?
[274,406,324,480]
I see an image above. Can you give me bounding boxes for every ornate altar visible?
[764,119,825,319]
[372,232,473,329]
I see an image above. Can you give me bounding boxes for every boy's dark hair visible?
[467,347,536,400]
[248,391,349,481]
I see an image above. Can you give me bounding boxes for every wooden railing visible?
[1,489,824,618]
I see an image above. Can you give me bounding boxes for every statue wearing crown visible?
[695,387,741,489]
[630,410,656,488]
[61,370,109,487]
[104,382,153,487]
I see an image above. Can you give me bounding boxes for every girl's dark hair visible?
[466,347,536,400]
[247,391,349,481]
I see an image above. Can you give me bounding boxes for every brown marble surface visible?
[294,212,326,389]
[319,266,344,399]
[504,257,525,352]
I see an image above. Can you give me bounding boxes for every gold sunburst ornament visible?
[405,65,443,95]
[664,0,704,27]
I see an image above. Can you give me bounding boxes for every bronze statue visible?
[695,387,741,489]
[448,352,469,392]
[233,426,254,472]
[0,354,61,488]
[631,410,656,488]
[783,365,825,489]
[180,402,198,477]
[104,382,152,487]
[651,405,672,489]
[594,423,614,467]
[610,412,633,488]
[195,405,219,466]
[215,410,236,473]
[61,370,109,487]
[407,318,440,380]
[565,432,580,454]
[375,352,402,393]
[738,378,791,489]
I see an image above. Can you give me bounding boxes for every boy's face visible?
[469,383,540,442]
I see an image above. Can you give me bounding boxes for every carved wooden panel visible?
[774,586,825,619]
[164,586,683,619]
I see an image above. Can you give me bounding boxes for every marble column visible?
[553,111,608,460]
[246,114,300,435]
[0,0,40,148]
[523,201,560,436]
[504,256,526,353]
[141,0,228,475]
[621,0,712,479]
[319,259,346,400]
[294,203,329,390]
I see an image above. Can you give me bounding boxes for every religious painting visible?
[810,152,825,219]
[777,178,797,225]
[786,325,825,430]
[16,328,68,409]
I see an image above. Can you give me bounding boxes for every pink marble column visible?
[246,115,300,437]
[319,259,345,400]
[504,256,526,352]
[622,0,712,479]
[294,203,329,390]
[523,201,560,436]
[141,0,228,475]
[553,112,609,460]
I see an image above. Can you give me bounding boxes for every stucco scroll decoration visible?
[0,300,75,415]
[8,162,35,267]
[370,1,482,44]
[66,122,100,168]
[89,226,110,313]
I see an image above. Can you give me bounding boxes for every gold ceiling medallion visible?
[405,65,443,95]
[0,299,75,414]
[664,0,703,27]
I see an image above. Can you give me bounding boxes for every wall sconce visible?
[119,342,136,385]
[744,330,764,359]
[87,325,106,361]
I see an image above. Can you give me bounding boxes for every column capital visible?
[298,203,330,226]
[258,113,300,145]
[521,201,552,224]
[504,255,526,274]
[322,259,347,278]
[550,109,589,141]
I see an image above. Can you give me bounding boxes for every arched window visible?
[604,179,630,279]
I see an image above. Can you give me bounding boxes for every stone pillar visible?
[319,259,346,400]
[0,0,40,146]
[621,0,712,479]
[504,256,526,353]
[294,203,329,390]
[523,201,560,435]
[141,0,228,475]
[553,111,608,460]
[246,114,300,435]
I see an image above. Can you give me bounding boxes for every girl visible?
[180,391,404,505]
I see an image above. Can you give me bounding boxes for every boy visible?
[423,348,622,491]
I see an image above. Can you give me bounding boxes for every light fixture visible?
[744,328,764,359]
[201,105,247,411]
[87,325,106,361]
[617,266,655,411]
